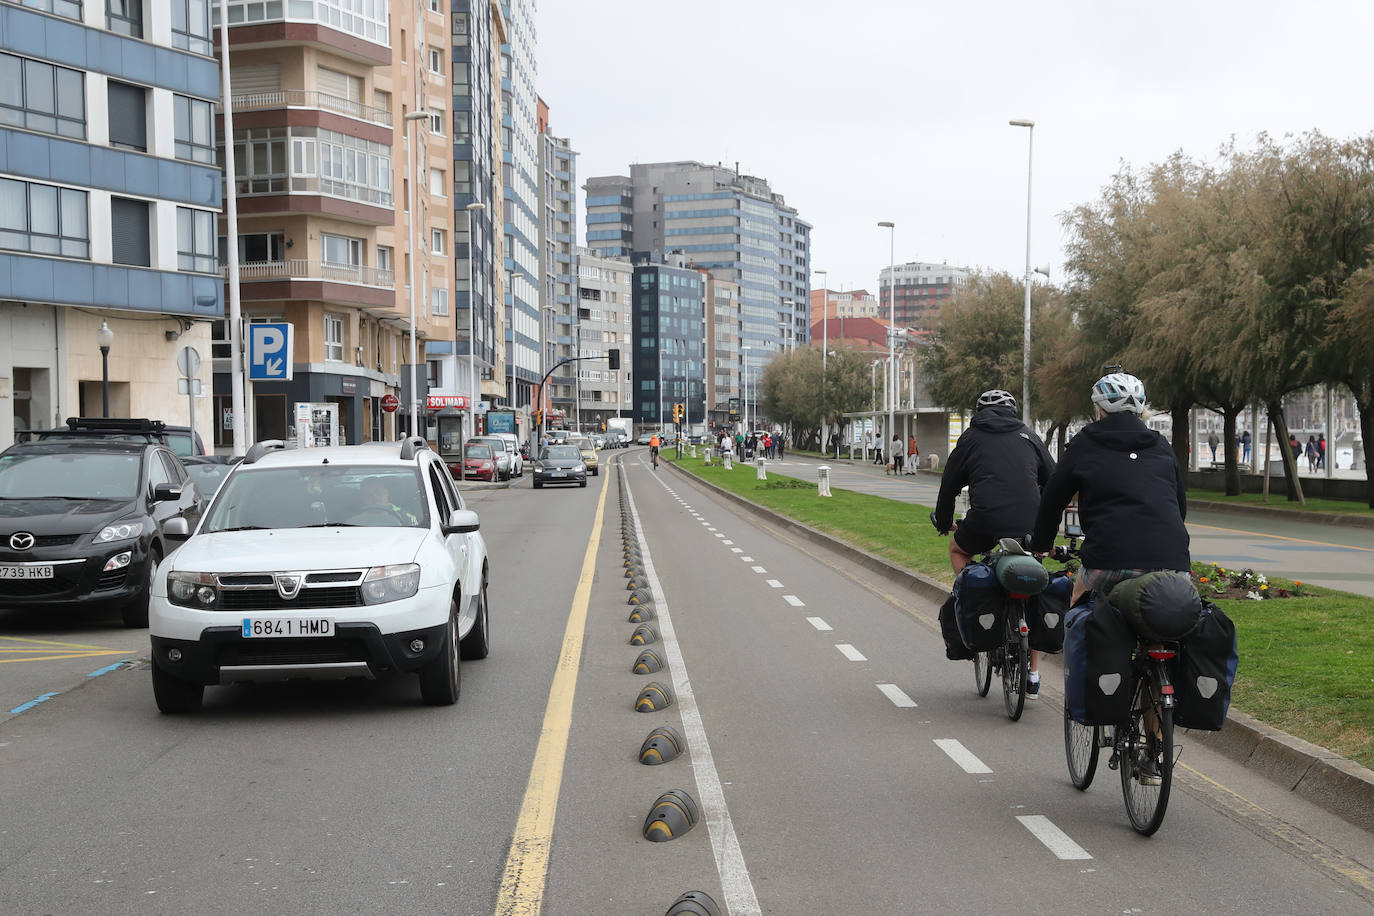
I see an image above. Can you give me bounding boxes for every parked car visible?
[636,433,654,445]
[604,431,627,449]
[490,432,524,477]
[457,443,498,482]
[0,438,203,627]
[29,417,207,457]
[148,438,489,712]
[567,437,599,476]
[589,433,606,450]
[465,436,512,480]
[532,444,586,489]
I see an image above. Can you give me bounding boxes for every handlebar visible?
[929,511,948,536]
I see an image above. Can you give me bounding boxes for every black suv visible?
[0,439,204,627]
[25,417,207,457]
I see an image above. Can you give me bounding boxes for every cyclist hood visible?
[969,404,1024,434]
[1078,411,1160,451]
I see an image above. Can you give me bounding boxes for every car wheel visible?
[419,600,461,706]
[534,479,542,489]
[592,467,598,476]
[459,574,490,661]
[152,662,203,714]
[579,479,587,488]
[122,546,160,628]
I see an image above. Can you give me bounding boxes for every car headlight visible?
[168,571,219,608]
[96,520,145,543]
[362,563,421,605]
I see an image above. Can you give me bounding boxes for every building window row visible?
[223,127,393,206]
[214,0,391,47]
[0,52,86,140]
[0,178,89,259]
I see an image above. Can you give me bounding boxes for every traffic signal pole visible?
[535,350,617,454]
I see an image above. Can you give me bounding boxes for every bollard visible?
[723,452,733,470]
[817,464,832,497]
[756,455,766,480]
[690,444,697,458]
[703,447,712,465]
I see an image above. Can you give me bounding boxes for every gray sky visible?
[538,1,1374,295]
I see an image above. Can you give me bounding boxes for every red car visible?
[454,443,497,481]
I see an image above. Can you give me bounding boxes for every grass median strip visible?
[1188,488,1374,518]
[670,455,1374,770]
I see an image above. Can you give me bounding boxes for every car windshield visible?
[184,463,233,495]
[165,433,196,457]
[541,445,579,461]
[203,466,428,531]
[465,444,494,458]
[470,439,505,456]
[0,452,142,500]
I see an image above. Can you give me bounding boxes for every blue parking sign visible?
[248,323,294,381]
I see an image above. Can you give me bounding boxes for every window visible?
[0,179,89,259]
[431,229,445,255]
[429,107,445,136]
[107,81,147,152]
[214,0,388,45]
[173,95,215,164]
[322,233,362,267]
[373,89,391,114]
[430,167,446,198]
[432,287,449,316]
[231,127,288,194]
[19,0,82,20]
[454,111,471,143]
[177,207,217,273]
[426,359,442,387]
[110,197,150,267]
[172,0,212,55]
[428,0,441,11]
[0,54,86,140]
[377,245,393,281]
[324,313,345,362]
[428,48,443,75]
[107,0,143,38]
[219,231,284,264]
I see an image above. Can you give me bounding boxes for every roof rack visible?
[399,436,429,461]
[243,440,289,464]
[65,417,166,433]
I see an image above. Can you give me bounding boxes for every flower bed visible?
[1191,561,1310,600]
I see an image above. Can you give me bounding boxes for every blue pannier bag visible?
[1063,596,1135,725]
[1028,571,1071,654]
[953,561,1004,652]
[1173,601,1239,731]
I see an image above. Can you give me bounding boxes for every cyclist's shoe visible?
[1025,677,1040,700]
[1135,751,1163,786]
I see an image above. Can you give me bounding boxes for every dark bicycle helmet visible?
[976,389,1017,411]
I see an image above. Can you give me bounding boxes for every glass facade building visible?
[632,259,704,428]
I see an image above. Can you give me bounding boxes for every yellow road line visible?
[1190,522,1374,553]
[495,460,610,915]
[0,650,128,664]
[0,635,130,650]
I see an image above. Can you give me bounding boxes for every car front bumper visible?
[0,541,152,607]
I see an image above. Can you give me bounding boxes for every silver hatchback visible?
[467,436,513,480]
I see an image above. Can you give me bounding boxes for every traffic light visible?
[533,409,542,426]
[608,348,620,370]
[673,403,683,424]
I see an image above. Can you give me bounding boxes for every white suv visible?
[148,438,489,712]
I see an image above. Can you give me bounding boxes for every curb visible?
[665,460,1374,835]
[1189,498,1374,530]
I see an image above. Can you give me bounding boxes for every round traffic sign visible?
[381,393,400,413]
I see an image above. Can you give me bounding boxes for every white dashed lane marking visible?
[934,739,993,774]
[784,595,805,607]
[1016,815,1092,860]
[714,533,725,538]
[876,683,917,708]
[835,644,867,661]
[751,566,766,573]
[722,540,734,545]
[740,556,753,562]
[766,579,783,588]
[732,548,744,554]
[805,616,830,631]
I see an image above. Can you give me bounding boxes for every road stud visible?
[638,725,683,765]
[665,891,722,916]
[642,789,698,842]
[627,605,656,623]
[632,648,664,674]
[630,623,659,646]
[635,681,673,712]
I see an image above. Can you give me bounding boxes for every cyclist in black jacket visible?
[1031,372,1191,605]
[933,390,1056,696]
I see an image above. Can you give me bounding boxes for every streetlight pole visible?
[1011,118,1035,426]
[402,109,429,441]
[463,201,485,456]
[878,220,895,445]
[97,320,114,417]
[741,345,752,434]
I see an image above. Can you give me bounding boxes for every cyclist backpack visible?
[1028,571,1071,654]
[1108,570,1202,641]
[953,561,1004,652]
[938,592,974,661]
[1172,601,1239,731]
[1063,596,1136,726]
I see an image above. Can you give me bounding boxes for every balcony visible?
[226,259,397,309]
[226,90,392,128]
[229,174,394,225]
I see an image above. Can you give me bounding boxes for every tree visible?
[757,345,875,450]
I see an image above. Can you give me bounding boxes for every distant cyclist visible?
[933,389,1056,698]
[649,432,662,468]
[1031,371,1191,607]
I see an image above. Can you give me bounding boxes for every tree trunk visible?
[1266,400,1306,506]
[1221,408,1241,495]
[1058,423,1068,455]
[1170,399,1191,470]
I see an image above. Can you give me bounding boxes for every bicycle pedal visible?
[1107,752,1120,771]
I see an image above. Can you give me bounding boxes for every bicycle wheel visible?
[1064,703,1100,790]
[1120,681,1174,836]
[973,651,993,697]
[1001,614,1027,721]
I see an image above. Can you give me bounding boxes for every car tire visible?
[592,467,598,476]
[459,574,490,661]
[579,479,587,488]
[534,480,542,489]
[152,663,204,714]
[122,546,160,629]
[419,600,461,706]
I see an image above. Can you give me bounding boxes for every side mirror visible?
[163,517,191,540]
[443,508,480,534]
[152,483,183,502]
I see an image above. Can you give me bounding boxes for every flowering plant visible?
[1191,562,1303,599]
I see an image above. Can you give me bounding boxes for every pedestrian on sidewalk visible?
[871,432,884,466]
[777,435,785,460]
[1207,431,1218,462]
[1241,429,1252,463]
[1289,434,1302,462]
[1305,435,1318,472]
[890,433,905,475]
[906,434,919,474]
[1317,433,1327,469]
[828,431,840,460]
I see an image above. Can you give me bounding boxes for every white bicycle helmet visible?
[976,389,1017,410]
[1091,372,1146,414]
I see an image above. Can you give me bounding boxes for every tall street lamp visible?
[878,220,895,444]
[464,201,485,454]
[97,320,114,418]
[402,109,430,440]
[741,345,753,433]
[1011,118,1035,425]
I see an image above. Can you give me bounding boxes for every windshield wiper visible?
[301,522,358,527]
[212,525,269,532]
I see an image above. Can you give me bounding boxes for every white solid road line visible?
[835,643,867,661]
[766,579,783,588]
[933,738,993,775]
[1016,815,1093,860]
[806,616,830,630]
[876,683,917,708]
[784,595,806,607]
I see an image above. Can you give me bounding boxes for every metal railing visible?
[227,259,396,289]
[225,89,392,127]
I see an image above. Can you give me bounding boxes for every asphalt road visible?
[1,449,1371,914]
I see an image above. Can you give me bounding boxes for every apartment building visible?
[498,0,539,418]
[573,248,632,433]
[1,0,223,447]
[810,287,880,323]
[702,270,740,428]
[877,261,970,331]
[535,98,577,428]
[632,255,704,430]
[210,0,459,446]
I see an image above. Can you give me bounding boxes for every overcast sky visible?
[537,1,1373,295]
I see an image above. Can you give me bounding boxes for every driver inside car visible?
[353,477,419,526]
